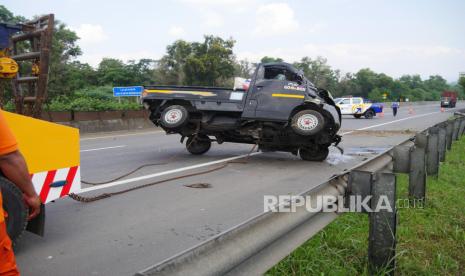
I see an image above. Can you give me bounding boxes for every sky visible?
[4,0,465,82]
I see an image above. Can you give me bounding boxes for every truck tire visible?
[364,109,375,119]
[160,105,189,129]
[0,176,28,244]
[299,146,329,161]
[186,135,211,155]
[291,110,325,136]
[353,114,362,119]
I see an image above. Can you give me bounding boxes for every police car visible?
[334,97,383,119]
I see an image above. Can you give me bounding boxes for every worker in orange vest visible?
[0,110,42,276]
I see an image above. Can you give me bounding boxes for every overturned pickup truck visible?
[142,62,341,161]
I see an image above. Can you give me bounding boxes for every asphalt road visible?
[15,102,464,276]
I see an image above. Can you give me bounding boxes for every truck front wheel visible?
[186,135,211,155]
[299,146,329,161]
[160,105,189,129]
[291,109,325,136]
[1,176,28,244]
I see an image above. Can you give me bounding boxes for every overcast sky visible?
[4,0,465,81]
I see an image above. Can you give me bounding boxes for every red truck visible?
[440,91,457,108]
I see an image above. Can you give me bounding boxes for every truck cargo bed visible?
[143,85,248,112]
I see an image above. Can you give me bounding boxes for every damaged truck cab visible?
[142,62,341,161]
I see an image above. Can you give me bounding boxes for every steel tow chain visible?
[69,144,257,203]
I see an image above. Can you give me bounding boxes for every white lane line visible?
[78,152,261,193]
[80,130,164,141]
[80,145,126,152]
[340,111,442,135]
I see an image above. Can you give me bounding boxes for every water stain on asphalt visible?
[326,146,388,165]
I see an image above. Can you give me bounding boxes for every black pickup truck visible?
[142,62,341,161]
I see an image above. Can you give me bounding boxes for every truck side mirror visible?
[296,75,304,85]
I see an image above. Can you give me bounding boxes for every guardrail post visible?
[426,127,439,176]
[459,118,465,137]
[445,121,453,150]
[409,133,427,199]
[348,171,397,275]
[452,119,460,141]
[438,125,447,162]
[368,172,397,276]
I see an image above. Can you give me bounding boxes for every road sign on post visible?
[113,86,143,97]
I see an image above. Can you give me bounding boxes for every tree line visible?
[1,5,464,111]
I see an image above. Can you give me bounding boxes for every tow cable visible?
[68,144,257,203]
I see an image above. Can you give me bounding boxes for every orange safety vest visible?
[0,110,20,275]
[0,193,20,276]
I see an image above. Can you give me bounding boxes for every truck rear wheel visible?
[291,110,325,136]
[299,146,329,161]
[160,105,189,129]
[186,135,211,155]
[0,176,28,244]
[364,109,375,119]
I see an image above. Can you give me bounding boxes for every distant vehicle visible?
[142,62,342,161]
[335,97,383,119]
[440,91,457,108]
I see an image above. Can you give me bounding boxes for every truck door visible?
[338,98,352,115]
[242,64,305,121]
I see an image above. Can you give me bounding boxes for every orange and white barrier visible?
[2,111,80,203]
[31,166,80,203]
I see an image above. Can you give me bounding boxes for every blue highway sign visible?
[113,86,143,97]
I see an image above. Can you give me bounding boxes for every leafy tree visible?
[368,88,386,102]
[155,40,192,84]
[0,5,25,23]
[234,59,254,78]
[157,36,236,86]
[183,36,236,86]
[335,73,360,97]
[260,56,283,63]
[458,77,465,98]
[293,56,340,93]
[97,58,134,86]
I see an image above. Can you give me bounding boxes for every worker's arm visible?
[0,150,41,219]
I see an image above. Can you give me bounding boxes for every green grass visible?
[267,136,465,276]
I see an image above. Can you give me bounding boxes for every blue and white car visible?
[334,97,383,119]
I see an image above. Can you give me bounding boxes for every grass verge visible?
[267,136,465,275]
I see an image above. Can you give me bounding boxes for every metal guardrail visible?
[136,110,465,276]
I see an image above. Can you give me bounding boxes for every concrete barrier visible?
[40,110,153,133]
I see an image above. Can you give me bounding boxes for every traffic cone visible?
[408,107,415,115]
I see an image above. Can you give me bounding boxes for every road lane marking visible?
[340,111,438,135]
[78,152,262,193]
[80,145,127,152]
[340,109,454,135]
[80,130,164,141]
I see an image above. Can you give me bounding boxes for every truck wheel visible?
[291,110,325,136]
[353,114,362,119]
[299,146,329,161]
[0,176,28,244]
[186,135,211,155]
[160,105,189,129]
[364,109,375,119]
